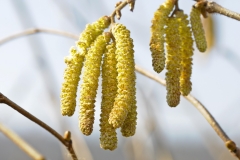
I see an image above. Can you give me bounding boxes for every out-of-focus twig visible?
[0,93,78,160]
[0,122,45,160]
[0,28,78,45]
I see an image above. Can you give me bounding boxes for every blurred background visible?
[0,0,240,159]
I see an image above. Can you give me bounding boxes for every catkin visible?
[77,16,111,50]
[99,42,118,150]
[165,17,181,107]
[176,11,194,96]
[109,23,136,128]
[150,0,175,73]
[61,45,86,116]
[190,7,207,52]
[79,33,111,136]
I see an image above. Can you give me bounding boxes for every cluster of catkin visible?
[150,0,207,107]
[60,16,137,150]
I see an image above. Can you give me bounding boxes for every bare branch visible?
[0,93,78,160]
[135,65,240,159]
[203,1,240,21]
[0,123,45,160]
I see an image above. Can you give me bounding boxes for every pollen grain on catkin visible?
[176,11,194,96]
[109,23,136,129]
[190,7,207,52]
[60,45,86,116]
[150,0,175,73]
[165,17,182,107]
[79,32,111,136]
[100,42,118,150]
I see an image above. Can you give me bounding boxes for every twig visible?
[0,93,78,160]
[0,28,239,159]
[0,28,78,45]
[201,1,240,21]
[134,65,240,159]
[0,123,45,160]
[170,0,181,17]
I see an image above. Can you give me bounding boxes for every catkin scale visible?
[99,42,118,150]
[109,23,136,129]
[61,46,86,116]
[150,0,175,73]
[79,33,111,136]
[165,17,182,107]
[176,11,194,96]
[190,7,207,52]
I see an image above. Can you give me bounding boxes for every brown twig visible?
[0,123,45,160]
[0,93,78,160]
[0,28,239,159]
[134,65,240,159]
[170,0,181,17]
[198,1,240,21]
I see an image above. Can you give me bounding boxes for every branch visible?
[197,1,240,21]
[0,123,45,160]
[0,93,78,160]
[134,65,240,159]
[0,28,239,159]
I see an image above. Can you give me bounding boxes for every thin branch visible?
[0,28,239,159]
[134,65,240,159]
[0,28,78,45]
[110,1,128,23]
[0,123,45,160]
[170,0,181,17]
[0,93,78,160]
[203,1,240,21]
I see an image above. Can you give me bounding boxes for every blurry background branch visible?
[0,28,239,159]
[0,122,45,160]
[0,93,78,160]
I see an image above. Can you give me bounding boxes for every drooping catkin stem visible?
[99,42,118,150]
[109,23,136,128]
[176,11,194,96]
[150,0,176,73]
[165,17,181,107]
[79,33,111,136]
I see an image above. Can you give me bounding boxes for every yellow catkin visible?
[99,42,118,150]
[176,11,194,96]
[190,7,207,52]
[150,0,175,73]
[61,45,86,116]
[79,33,111,136]
[165,17,181,107]
[109,23,136,128]
[77,16,111,51]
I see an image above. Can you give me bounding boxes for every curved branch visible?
[0,93,78,160]
[0,123,45,160]
[0,28,239,159]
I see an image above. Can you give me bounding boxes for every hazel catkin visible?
[150,0,175,73]
[99,42,118,150]
[190,7,207,52]
[176,11,194,96]
[60,45,86,116]
[109,23,136,128]
[165,17,181,107]
[79,33,111,136]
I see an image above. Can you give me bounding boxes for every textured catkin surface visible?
[61,46,86,116]
[77,16,110,49]
[79,33,111,135]
[150,0,175,73]
[109,23,136,129]
[165,17,181,107]
[99,42,118,150]
[190,7,207,52]
[176,11,194,96]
